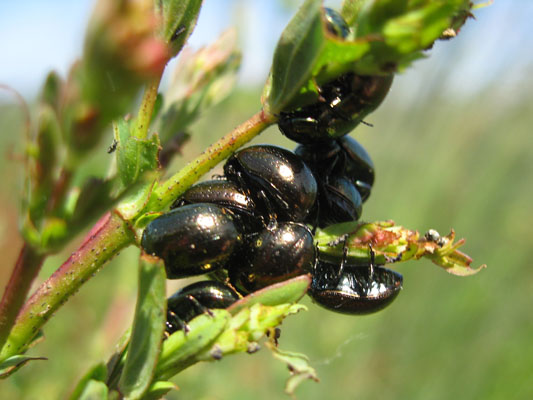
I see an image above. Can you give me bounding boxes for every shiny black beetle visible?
[224,145,318,223]
[141,203,242,279]
[277,8,394,144]
[308,247,403,315]
[296,135,375,204]
[228,222,316,294]
[173,179,263,232]
[166,281,240,334]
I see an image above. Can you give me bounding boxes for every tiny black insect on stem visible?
[107,139,118,154]
[171,25,186,42]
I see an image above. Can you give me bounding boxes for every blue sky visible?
[0,0,532,100]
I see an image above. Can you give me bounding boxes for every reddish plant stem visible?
[0,244,45,352]
[0,212,135,360]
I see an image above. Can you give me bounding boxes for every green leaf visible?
[69,178,116,225]
[383,3,455,53]
[354,0,408,35]
[158,29,241,145]
[119,259,167,400]
[132,210,165,233]
[144,281,309,384]
[35,105,60,181]
[264,1,376,113]
[39,217,68,251]
[40,71,63,110]
[242,303,306,343]
[69,363,108,400]
[114,118,160,191]
[228,275,311,315]
[150,94,164,125]
[156,310,230,380]
[141,381,178,400]
[105,329,131,392]
[0,355,47,379]
[264,0,474,112]
[25,104,61,226]
[266,344,319,396]
[155,0,203,58]
[341,0,365,26]
[193,303,306,361]
[116,180,158,222]
[312,36,370,85]
[78,379,108,400]
[263,0,324,114]
[352,0,473,73]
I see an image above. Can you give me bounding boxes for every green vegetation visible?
[2,0,531,398]
[2,76,530,398]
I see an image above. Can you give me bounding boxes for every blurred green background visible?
[1,1,532,399]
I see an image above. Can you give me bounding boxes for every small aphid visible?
[425,229,447,246]
[107,139,118,154]
[171,25,186,42]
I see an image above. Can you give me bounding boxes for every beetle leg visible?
[230,167,272,228]
[255,188,278,230]
[336,236,348,281]
[166,309,190,335]
[368,243,375,278]
[185,294,215,318]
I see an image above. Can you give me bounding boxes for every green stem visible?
[150,109,276,211]
[0,109,275,360]
[0,244,45,351]
[0,212,135,360]
[133,76,162,139]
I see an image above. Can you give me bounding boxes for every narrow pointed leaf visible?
[341,0,365,26]
[141,381,178,400]
[69,363,108,400]
[0,355,47,379]
[119,259,166,399]
[78,380,108,400]
[114,118,160,191]
[228,275,311,315]
[40,71,63,110]
[266,343,319,396]
[156,310,230,380]
[263,0,323,114]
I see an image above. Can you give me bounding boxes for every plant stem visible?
[0,244,45,352]
[133,76,162,139]
[152,109,276,210]
[0,108,275,360]
[0,212,135,360]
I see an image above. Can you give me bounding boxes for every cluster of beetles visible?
[141,8,404,334]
